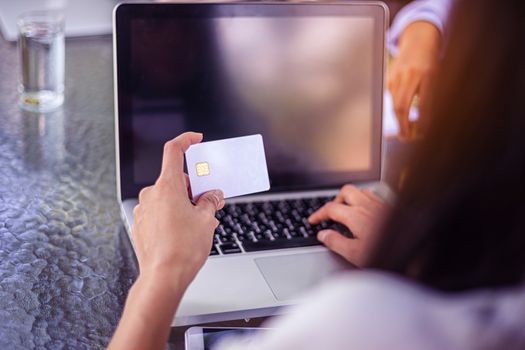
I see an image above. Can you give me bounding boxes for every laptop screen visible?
[115,3,386,199]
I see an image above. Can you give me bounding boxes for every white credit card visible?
[185,134,270,200]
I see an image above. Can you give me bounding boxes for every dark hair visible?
[368,0,525,291]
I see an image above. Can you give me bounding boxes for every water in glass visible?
[18,12,64,112]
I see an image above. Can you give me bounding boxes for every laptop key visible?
[210,245,219,256]
[222,234,238,243]
[241,236,321,252]
[247,231,258,242]
[218,242,242,254]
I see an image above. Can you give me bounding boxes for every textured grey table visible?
[0,35,138,349]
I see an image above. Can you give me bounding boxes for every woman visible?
[109,0,525,348]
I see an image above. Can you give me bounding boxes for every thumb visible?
[317,229,359,263]
[195,190,224,215]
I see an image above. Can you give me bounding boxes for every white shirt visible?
[216,271,525,350]
[388,0,453,56]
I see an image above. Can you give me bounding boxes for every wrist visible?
[111,272,186,349]
[136,262,197,296]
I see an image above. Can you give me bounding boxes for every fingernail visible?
[210,190,224,205]
[213,189,224,200]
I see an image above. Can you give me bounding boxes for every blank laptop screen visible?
[115,3,386,198]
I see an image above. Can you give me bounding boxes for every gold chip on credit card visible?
[195,162,210,176]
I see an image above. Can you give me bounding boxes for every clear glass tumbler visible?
[18,11,65,112]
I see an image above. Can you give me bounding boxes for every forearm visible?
[108,273,187,350]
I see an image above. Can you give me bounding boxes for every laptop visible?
[114,2,388,326]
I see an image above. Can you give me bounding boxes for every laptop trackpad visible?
[254,251,349,301]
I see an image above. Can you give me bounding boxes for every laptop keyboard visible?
[211,196,353,255]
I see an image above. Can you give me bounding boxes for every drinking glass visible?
[18,11,65,112]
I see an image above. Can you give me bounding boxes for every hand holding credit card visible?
[185,134,270,200]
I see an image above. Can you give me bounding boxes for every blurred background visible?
[0,0,410,42]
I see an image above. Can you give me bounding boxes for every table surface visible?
[0,35,139,349]
[0,21,407,349]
